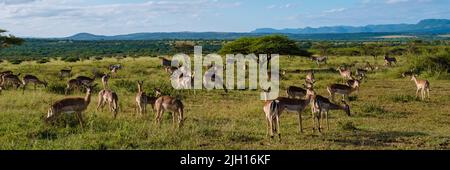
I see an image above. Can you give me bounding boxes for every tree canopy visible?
[0,29,24,50]
[219,35,311,56]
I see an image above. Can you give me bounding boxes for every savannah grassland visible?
[1,55,450,150]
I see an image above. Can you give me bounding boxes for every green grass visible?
[0,56,450,150]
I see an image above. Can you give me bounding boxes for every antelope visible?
[402,70,414,78]
[46,85,96,128]
[1,73,22,89]
[154,96,185,128]
[337,66,354,82]
[101,74,110,89]
[286,82,313,99]
[384,55,397,66]
[160,57,172,67]
[311,56,328,66]
[59,67,72,80]
[346,77,362,88]
[311,94,351,131]
[97,89,119,118]
[76,76,95,86]
[135,81,148,116]
[411,75,430,100]
[356,68,368,79]
[327,80,360,102]
[364,62,375,71]
[146,88,163,112]
[305,70,315,84]
[22,74,48,92]
[65,78,82,95]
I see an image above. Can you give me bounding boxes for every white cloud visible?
[386,0,409,4]
[323,8,346,13]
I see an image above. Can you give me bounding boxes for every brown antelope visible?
[101,74,110,89]
[1,73,22,89]
[384,55,397,66]
[97,89,119,118]
[305,70,315,84]
[22,74,47,91]
[65,78,81,95]
[76,76,96,86]
[135,81,148,116]
[286,82,313,99]
[411,75,430,100]
[327,80,360,102]
[311,95,351,131]
[154,96,185,128]
[337,66,354,82]
[146,88,163,112]
[59,67,72,80]
[46,85,96,128]
[311,56,328,66]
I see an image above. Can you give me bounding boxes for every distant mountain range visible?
[252,19,450,34]
[64,19,450,41]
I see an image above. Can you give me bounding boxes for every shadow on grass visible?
[328,130,427,148]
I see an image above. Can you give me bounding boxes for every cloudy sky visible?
[0,0,449,37]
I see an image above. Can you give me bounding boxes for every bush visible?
[62,57,80,63]
[9,59,23,65]
[36,58,50,64]
[407,51,450,79]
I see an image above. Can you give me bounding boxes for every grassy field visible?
[1,56,450,150]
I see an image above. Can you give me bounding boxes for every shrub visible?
[36,58,50,64]
[62,57,80,63]
[9,59,23,65]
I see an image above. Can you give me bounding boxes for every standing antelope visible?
[311,56,328,66]
[286,83,313,99]
[97,89,119,118]
[1,73,22,89]
[411,75,430,100]
[305,70,315,84]
[135,81,148,116]
[76,76,96,86]
[327,80,360,102]
[46,85,96,128]
[337,67,354,82]
[384,55,397,66]
[59,67,72,80]
[22,75,48,92]
[65,78,81,95]
[101,74,110,89]
[311,94,351,131]
[154,96,185,128]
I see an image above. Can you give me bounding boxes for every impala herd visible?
[0,55,432,140]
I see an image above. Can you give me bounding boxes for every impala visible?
[286,82,313,99]
[59,67,72,80]
[311,95,351,131]
[337,67,354,82]
[327,80,360,102]
[411,75,430,100]
[46,85,96,128]
[65,78,82,95]
[384,55,397,66]
[1,73,22,89]
[305,70,315,84]
[22,74,47,92]
[97,89,119,118]
[311,56,328,66]
[76,76,96,86]
[154,96,185,128]
[101,74,110,89]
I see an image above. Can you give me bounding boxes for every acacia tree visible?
[0,29,24,50]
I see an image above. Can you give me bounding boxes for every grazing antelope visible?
[1,73,22,89]
[384,55,397,66]
[411,75,430,100]
[101,74,110,89]
[46,85,96,128]
[22,75,48,92]
[356,68,368,79]
[337,67,354,82]
[311,56,328,66]
[59,67,72,80]
[97,89,119,118]
[305,70,315,84]
[311,95,351,131]
[76,76,95,86]
[65,78,81,95]
[0,70,13,76]
[327,80,360,102]
[154,96,185,128]
[286,83,313,99]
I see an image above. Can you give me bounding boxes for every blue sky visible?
[0,0,449,37]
